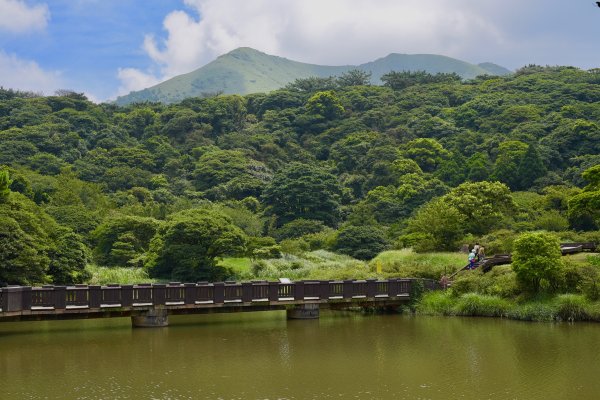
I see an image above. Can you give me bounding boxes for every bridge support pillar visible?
[131,307,169,328]
[287,303,319,319]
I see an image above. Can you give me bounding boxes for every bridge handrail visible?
[0,278,439,313]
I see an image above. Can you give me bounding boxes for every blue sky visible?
[1,0,599,102]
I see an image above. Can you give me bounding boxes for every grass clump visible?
[453,293,511,317]
[416,291,455,315]
[554,294,589,321]
[506,301,556,322]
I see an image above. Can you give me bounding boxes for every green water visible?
[0,312,599,399]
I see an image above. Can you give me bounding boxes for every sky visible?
[0,0,599,102]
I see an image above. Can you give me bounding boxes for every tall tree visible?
[262,162,342,226]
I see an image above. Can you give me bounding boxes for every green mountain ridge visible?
[116,47,511,105]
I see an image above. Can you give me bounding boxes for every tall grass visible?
[371,249,465,279]
[86,265,154,285]
[417,291,455,315]
[453,293,511,317]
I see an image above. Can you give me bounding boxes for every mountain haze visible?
[116,47,511,105]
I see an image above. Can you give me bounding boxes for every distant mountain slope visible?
[116,47,511,105]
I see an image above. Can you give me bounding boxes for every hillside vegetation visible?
[116,47,510,105]
[1,65,599,289]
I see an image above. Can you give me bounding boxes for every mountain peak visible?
[115,49,511,105]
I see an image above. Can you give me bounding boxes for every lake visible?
[0,311,598,399]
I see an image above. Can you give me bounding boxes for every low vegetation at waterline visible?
[417,291,600,322]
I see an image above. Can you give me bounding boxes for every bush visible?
[512,231,563,293]
[451,266,519,298]
[479,229,517,255]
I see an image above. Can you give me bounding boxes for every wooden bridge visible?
[0,278,439,327]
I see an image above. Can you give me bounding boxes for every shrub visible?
[512,231,563,293]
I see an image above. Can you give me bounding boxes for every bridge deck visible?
[0,278,438,322]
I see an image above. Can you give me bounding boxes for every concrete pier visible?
[287,303,320,319]
[131,307,169,327]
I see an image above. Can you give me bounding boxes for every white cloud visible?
[0,0,49,33]
[118,0,510,92]
[0,50,63,93]
[116,67,161,96]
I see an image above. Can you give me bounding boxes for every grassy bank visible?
[416,291,600,322]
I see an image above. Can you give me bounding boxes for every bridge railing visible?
[0,278,439,313]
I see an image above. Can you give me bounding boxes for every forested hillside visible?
[1,66,599,285]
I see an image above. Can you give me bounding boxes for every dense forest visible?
[1,66,599,286]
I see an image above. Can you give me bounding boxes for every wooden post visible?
[184,283,196,305]
[294,281,304,300]
[153,284,166,306]
[54,286,66,310]
[21,286,32,311]
[213,283,225,304]
[242,282,252,303]
[89,285,101,308]
[320,281,330,300]
[388,279,399,297]
[366,279,376,298]
[343,280,353,299]
[121,285,133,307]
[268,282,279,302]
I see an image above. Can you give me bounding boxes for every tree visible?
[262,162,342,226]
[0,169,11,203]
[334,225,389,260]
[443,181,515,235]
[492,141,528,189]
[92,215,161,267]
[336,69,372,87]
[516,144,546,189]
[406,198,464,252]
[306,91,344,120]
[146,208,247,282]
[568,164,600,225]
[512,231,563,293]
[401,138,449,173]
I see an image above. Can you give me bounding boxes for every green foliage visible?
[263,162,341,226]
[554,294,589,321]
[406,198,464,251]
[92,215,161,267]
[334,225,389,260]
[0,169,11,202]
[512,231,563,293]
[146,208,247,282]
[443,181,515,235]
[274,219,326,241]
[453,293,511,317]
[306,91,344,120]
[569,165,600,226]
[371,249,465,280]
